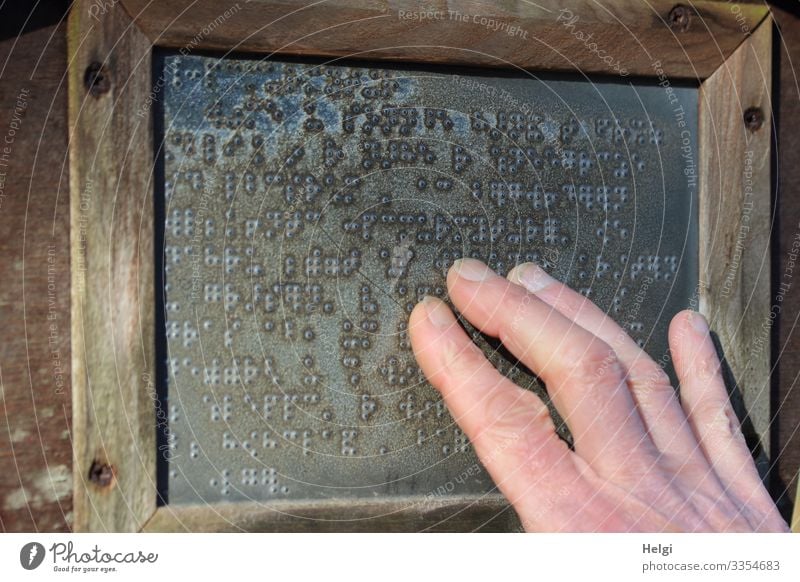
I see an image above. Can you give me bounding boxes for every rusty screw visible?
[669,5,691,32]
[744,107,764,132]
[88,460,115,487]
[84,62,111,97]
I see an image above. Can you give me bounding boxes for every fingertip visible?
[669,310,693,359]
[408,297,442,381]
[446,261,460,290]
[670,309,692,335]
[507,263,524,286]
[507,262,556,294]
[447,258,494,291]
[421,295,456,328]
[408,296,457,350]
[669,309,709,346]
[687,310,709,336]
[446,259,514,331]
[669,310,720,387]
[408,297,429,334]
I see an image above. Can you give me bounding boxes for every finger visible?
[447,258,659,477]
[507,262,703,463]
[670,310,780,521]
[408,295,581,522]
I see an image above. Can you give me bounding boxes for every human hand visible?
[408,258,789,532]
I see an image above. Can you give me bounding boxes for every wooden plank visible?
[0,20,73,532]
[119,0,767,79]
[0,0,791,534]
[794,475,800,533]
[62,0,781,533]
[142,495,520,532]
[67,0,157,531]
[697,17,773,472]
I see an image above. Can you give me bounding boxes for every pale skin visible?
[408,258,789,532]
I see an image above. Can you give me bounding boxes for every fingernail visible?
[452,258,493,282]
[512,262,554,293]
[688,310,708,334]
[422,295,452,328]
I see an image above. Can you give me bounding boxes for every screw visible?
[84,62,111,97]
[669,5,691,32]
[744,107,764,132]
[88,460,115,487]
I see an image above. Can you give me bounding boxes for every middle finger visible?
[447,258,660,477]
[507,262,705,464]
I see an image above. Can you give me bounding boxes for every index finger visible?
[408,296,581,520]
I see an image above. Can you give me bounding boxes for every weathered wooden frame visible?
[68,0,774,532]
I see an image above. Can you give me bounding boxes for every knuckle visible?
[564,341,624,387]
[545,291,585,320]
[555,343,628,415]
[694,397,737,433]
[519,414,568,468]
[434,338,489,390]
[483,387,547,440]
[663,454,712,480]
[608,452,660,484]
[643,366,672,389]
[633,366,675,398]
[691,353,722,384]
[722,405,745,440]
[443,338,486,375]
[526,398,558,438]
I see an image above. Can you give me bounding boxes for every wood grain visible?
[68,0,157,532]
[0,19,73,533]
[697,17,773,470]
[794,477,800,532]
[62,0,785,532]
[142,494,520,532]
[0,0,795,533]
[119,0,767,79]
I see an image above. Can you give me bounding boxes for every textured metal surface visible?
[158,55,698,504]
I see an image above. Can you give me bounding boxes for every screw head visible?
[669,5,691,32]
[84,62,111,97]
[88,460,115,488]
[744,107,764,132]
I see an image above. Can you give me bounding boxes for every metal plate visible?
[157,54,698,504]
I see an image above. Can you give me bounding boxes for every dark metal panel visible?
[158,55,698,504]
